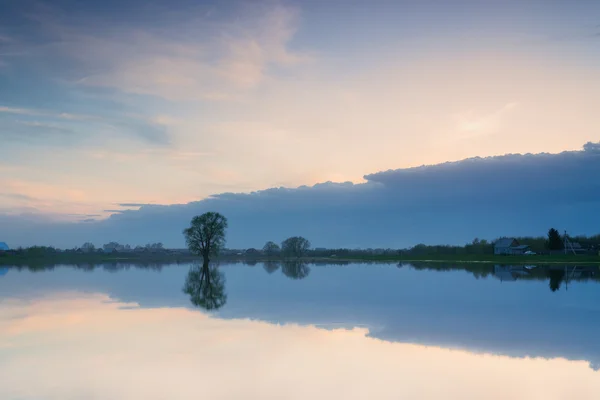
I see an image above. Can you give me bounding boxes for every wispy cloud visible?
[22,3,311,101]
[454,102,519,138]
[0,105,170,145]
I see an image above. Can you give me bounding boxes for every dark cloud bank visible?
[2,142,600,249]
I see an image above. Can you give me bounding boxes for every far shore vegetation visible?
[2,224,600,266]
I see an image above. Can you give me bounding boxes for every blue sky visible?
[0,0,599,247]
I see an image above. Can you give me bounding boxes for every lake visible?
[1,262,599,399]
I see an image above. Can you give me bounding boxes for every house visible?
[0,242,9,251]
[494,238,530,255]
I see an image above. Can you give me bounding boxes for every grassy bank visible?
[0,252,199,267]
[331,253,600,265]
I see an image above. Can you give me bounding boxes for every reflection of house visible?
[494,238,530,255]
[0,242,9,251]
[569,242,588,254]
[493,265,530,282]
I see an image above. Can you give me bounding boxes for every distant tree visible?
[103,242,120,252]
[81,242,95,252]
[145,242,164,252]
[281,236,311,258]
[547,228,563,250]
[183,212,228,263]
[262,241,280,257]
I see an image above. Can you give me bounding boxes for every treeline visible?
[227,229,600,258]
[402,229,600,256]
[2,242,176,256]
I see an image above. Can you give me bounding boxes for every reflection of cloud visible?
[1,292,600,399]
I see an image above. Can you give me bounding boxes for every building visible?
[494,238,530,255]
[0,242,9,251]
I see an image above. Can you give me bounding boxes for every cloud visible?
[18,2,311,102]
[0,105,170,145]
[454,102,518,138]
[583,141,600,153]
[0,192,36,201]
[1,142,599,249]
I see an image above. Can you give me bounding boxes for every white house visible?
[494,238,530,255]
[0,242,9,251]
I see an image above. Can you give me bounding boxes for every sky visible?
[0,0,599,248]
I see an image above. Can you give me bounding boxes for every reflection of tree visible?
[281,261,310,280]
[548,269,565,292]
[183,262,227,310]
[263,261,281,274]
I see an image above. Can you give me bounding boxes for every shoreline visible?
[1,253,599,267]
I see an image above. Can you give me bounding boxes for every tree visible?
[547,228,563,250]
[262,241,280,257]
[81,242,95,253]
[183,212,228,263]
[145,242,164,252]
[281,236,311,258]
[103,242,121,252]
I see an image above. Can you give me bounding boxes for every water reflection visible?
[262,260,281,274]
[1,293,600,399]
[2,261,600,379]
[548,269,565,292]
[183,262,227,310]
[281,260,310,279]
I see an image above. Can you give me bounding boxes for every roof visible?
[0,242,9,251]
[494,238,516,248]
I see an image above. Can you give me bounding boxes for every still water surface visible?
[1,262,599,399]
